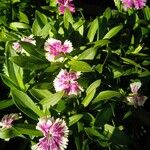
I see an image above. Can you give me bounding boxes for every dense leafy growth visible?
[0,0,150,149]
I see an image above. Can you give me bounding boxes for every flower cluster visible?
[12,35,36,53]
[44,38,73,62]
[127,81,147,107]
[56,0,75,14]
[32,117,69,150]
[121,0,147,10]
[53,69,83,95]
[0,113,21,129]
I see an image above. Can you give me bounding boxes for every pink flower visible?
[130,81,141,94]
[44,38,73,62]
[127,95,147,107]
[121,0,146,10]
[33,117,69,150]
[12,35,36,53]
[127,81,147,107]
[53,69,83,95]
[121,0,133,9]
[12,42,22,53]
[57,0,75,14]
[0,114,21,129]
[133,0,146,9]
[21,35,36,45]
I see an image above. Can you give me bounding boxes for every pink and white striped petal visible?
[53,69,83,95]
[57,0,75,14]
[130,81,141,94]
[34,117,69,150]
[0,113,21,129]
[44,38,73,62]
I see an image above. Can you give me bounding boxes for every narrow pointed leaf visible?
[103,25,123,39]
[0,99,14,110]
[69,114,83,126]
[12,89,44,120]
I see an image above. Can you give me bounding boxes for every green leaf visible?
[9,22,30,31]
[114,0,122,11]
[35,10,48,28]
[49,0,57,7]
[121,57,141,67]
[12,89,44,120]
[0,128,21,140]
[82,80,101,107]
[103,7,112,21]
[0,29,19,42]
[1,74,18,89]
[20,42,44,58]
[11,56,49,70]
[113,70,123,78]
[94,39,110,48]
[138,70,150,77]
[85,128,107,140]
[95,64,103,74]
[40,91,64,108]
[97,17,108,40]
[63,8,74,29]
[87,18,99,42]
[45,63,61,72]
[143,6,150,20]
[103,25,123,39]
[142,60,150,66]
[14,124,42,136]
[32,19,42,36]
[95,104,114,127]
[123,111,132,120]
[30,88,52,100]
[5,42,25,91]
[0,99,14,110]
[75,136,81,150]
[77,48,97,60]
[11,0,20,4]
[78,25,84,36]
[69,114,83,126]
[86,79,101,94]
[56,100,66,112]
[82,89,96,107]
[19,11,29,24]
[104,124,130,145]
[40,23,52,38]
[131,44,143,54]
[73,19,85,31]
[93,90,121,104]
[68,60,93,72]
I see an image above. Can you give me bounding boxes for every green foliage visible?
[0,1,150,150]
[12,89,44,119]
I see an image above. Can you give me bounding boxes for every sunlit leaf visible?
[11,56,49,70]
[78,48,97,60]
[68,60,93,72]
[85,128,108,140]
[40,91,64,108]
[14,124,42,136]
[63,8,74,29]
[86,80,101,94]
[82,89,96,107]
[0,99,14,110]
[69,114,83,126]
[93,90,121,104]
[12,89,44,120]
[0,128,21,139]
[9,22,30,31]
[87,18,98,42]
[103,25,123,39]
